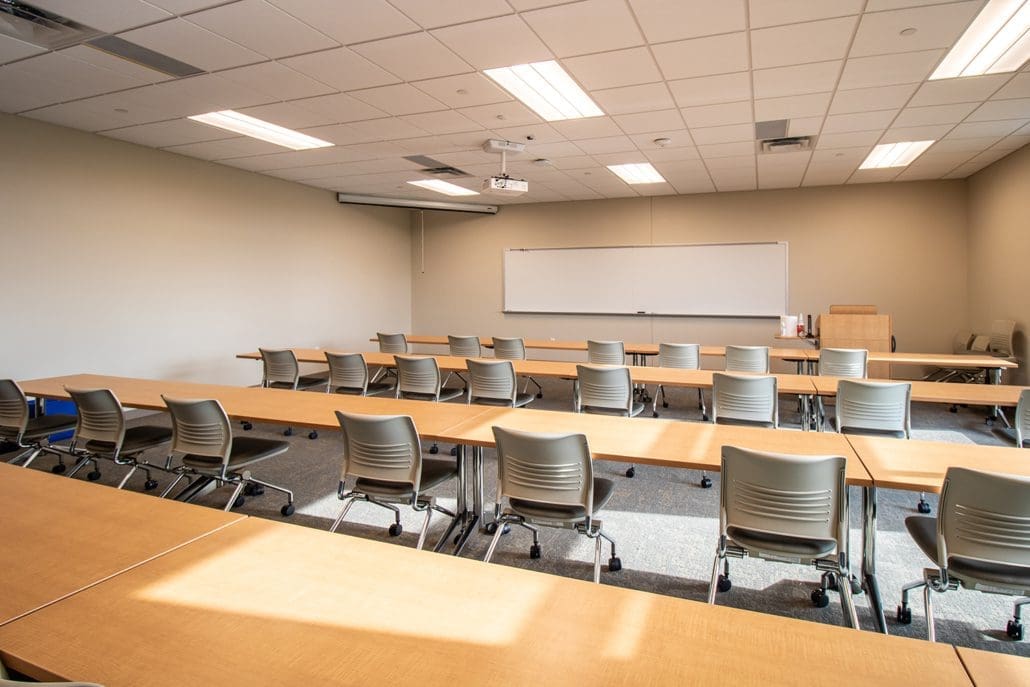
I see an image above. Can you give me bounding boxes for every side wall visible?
[967,144,1030,384]
[1,113,412,385]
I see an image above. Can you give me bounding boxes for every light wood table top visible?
[956,647,1030,687]
[0,462,244,627]
[0,516,971,687]
[845,435,1030,493]
[810,376,1027,406]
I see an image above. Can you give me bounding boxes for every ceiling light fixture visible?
[484,60,603,121]
[930,0,1030,79]
[187,111,333,150]
[859,141,936,169]
[607,163,666,184]
[407,179,480,196]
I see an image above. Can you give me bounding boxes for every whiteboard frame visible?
[502,241,789,318]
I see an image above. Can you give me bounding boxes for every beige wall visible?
[412,181,969,375]
[1,113,412,385]
[968,144,1030,384]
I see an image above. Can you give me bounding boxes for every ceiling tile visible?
[431,15,551,69]
[491,122,566,143]
[28,0,170,32]
[237,101,341,128]
[268,0,419,44]
[412,73,512,109]
[594,83,676,115]
[165,136,286,159]
[280,47,400,91]
[4,52,150,103]
[754,92,831,120]
[948,119,1028,138]
[992,73,1030,100]
[344,117,431,142]
[847,167,903,183]
[564,47,662,91]
[702,154,755,170]
[892,102,978,127]
[829,83,918,114]
[386,0,513,28]
[458,100,542,128]
[218,62,335,101]
[397,110,483,135]
[789,116,823,136]
[353,33,471,81]
[811,146,871,164]
[816,130,884,148]
[681,101,752,128]
[59,45,173,83]
[865,0,968,10]
[629,0,746,42]
[750,16,858,69]
[548,155,598,169]
[612,108,685,133]
[667,72,751,107]
[139,0,225,12]
[803,165,852,186]
[289,92,389,123]
[573,135,637,154]
[749,0,865,28]
[932,135,1003,152]
[652,33,749,80]
[753,61,841,99]
[137,73,274,117]
[849,1,982,58]
[120,18,264,71]
[550,116,624,139]
[880,123,953,142]
[838,49,944,89]
[698,141,756,158]
[822,108,897,133]
[349,83,448,116]
[522,0,645,57]
[643,145,701,163]
[102,118,232,147]
[520,141,586,158]
[23,100,154,132]
[0,35,47,64]
[187,0,337,59]
[967,98,1030,122]
[908,74,1009,106]
[690,123,753,144]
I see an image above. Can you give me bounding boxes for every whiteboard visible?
[503,242,788,317]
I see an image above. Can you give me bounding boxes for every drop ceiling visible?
[2,0,1028,205]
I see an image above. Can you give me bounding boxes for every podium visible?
[819,310,893,378]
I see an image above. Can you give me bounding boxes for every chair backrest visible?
[0,379,29,440]
[66,387,126,450]
[720,445,847,553]
[467,359,518,405]
[377,332,409,354]
[336,412,422,491]
[162,396,232,465]
[988,319,1016,358]
[725,345,770,373]
[658,343,701,370]
[952,330,974,354]
[492,426,594,517]
[835,379,911,437]
[818,348,868,378]
[394,356,442,398]
[587,340,625,365]
[448,335,482,358]
[491,336,527,360]
[937,467,1030,575]
[326,352,370,394]
[711,373,778,427]
[576,364,633,414]
[259,348,300,388]
[970,334,990,352]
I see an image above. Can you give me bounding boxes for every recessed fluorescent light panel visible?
[407,179,479,196]
[187,111,333,150]
[859,141,936,169]
[484,61,603,121]
[607,163,666,184]
[930,0,1030,79]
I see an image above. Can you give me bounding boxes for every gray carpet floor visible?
[10,377,1029,659]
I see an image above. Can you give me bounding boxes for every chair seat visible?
[401,388,464,403]
[905,515,1030,589]
[354,458,458,497]
[715,417,776,429]
[581,402,644,417]
[838,424,906,438]
[726,526,837,557]
[84,425,172,456]
[298,372,330,389]
[470,393,536,408]
[510,477,615,522]
[332,381,395,396]
[181,436,289,472]
[22,414,78,441]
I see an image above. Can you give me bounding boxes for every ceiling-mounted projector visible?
[482,138,528,196]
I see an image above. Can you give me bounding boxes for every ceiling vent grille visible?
[403,155,470,178]
[0,0,102,49]
[759,136,814,153]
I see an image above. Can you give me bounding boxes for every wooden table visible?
[0,516,974,687]
[810,375,1026,408]
[956,646,1030,687]
[0,462,245,627]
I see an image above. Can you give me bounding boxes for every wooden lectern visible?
[819,307,892,378]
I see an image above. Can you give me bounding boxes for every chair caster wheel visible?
[450,446,458,456]
[281,503,295,517]
[283,428,293,437]
[917,500,931,514]
[244,483,264,496]
[662,401,669,409]
[536,392,543,399]
[389,523,403,537]
[608,557,622,572]
[87,470,101,482]
[51,463,66,474]
[529,544,541,559]
[700,476,713,489]
[702,414,710,422]
[242,422,253,431]
[625,466,635,478]
[485,522,511,536]
[824,573,838,591]
[233,495,246,508]
[897,605,912,624]
[144,479,159,491]
[308,430,318,440]
[652,411,659,418]
[717,575,731,593]
[429,444,439,455]
[850,577,864,595]
[949,405,958,413]
[811,589,830,608]
[1006,619,1024,640]
[986,417,996,426]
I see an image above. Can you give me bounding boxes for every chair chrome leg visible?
[329,498,357,533]
[66,455,95,478]
[159,473,187,498]
[837,571,859,630]
[416,508,433,551]
[246,476,294,504]
[117,464,139,489]
[707,551,723,604]
[924,584,937,642]
[224,481,246,512]
[18,447,43,468]
[593,533,602,584]
[483,516,509,562]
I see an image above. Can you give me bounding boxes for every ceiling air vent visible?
[0,0,102,49]
[403,155,470,178]
[759,136,814,154]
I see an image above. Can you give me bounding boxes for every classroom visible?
[2,1,1030,685]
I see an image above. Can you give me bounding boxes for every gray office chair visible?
[1014,388,1030,447]
[160,396,295,516]
[64,387,172,490]
[258,348,325,439]
[485,426,621,583]
[815,348,868,429]
[325,352,394,396]
[394,355,463,455]
[445,334,481,391]
[575,364,644,478]
[896,467,1030,642]
[371,332,408,384]
[724,345,770,373]
[587,339,625,365]
[708,446,857,629]
[466,359,535,408]
[923,330,974,382]
[652,342,707,420]
[491,336,543,398]
[0,379,76,473]
[332,412,458,551]
[705,372,779,489]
